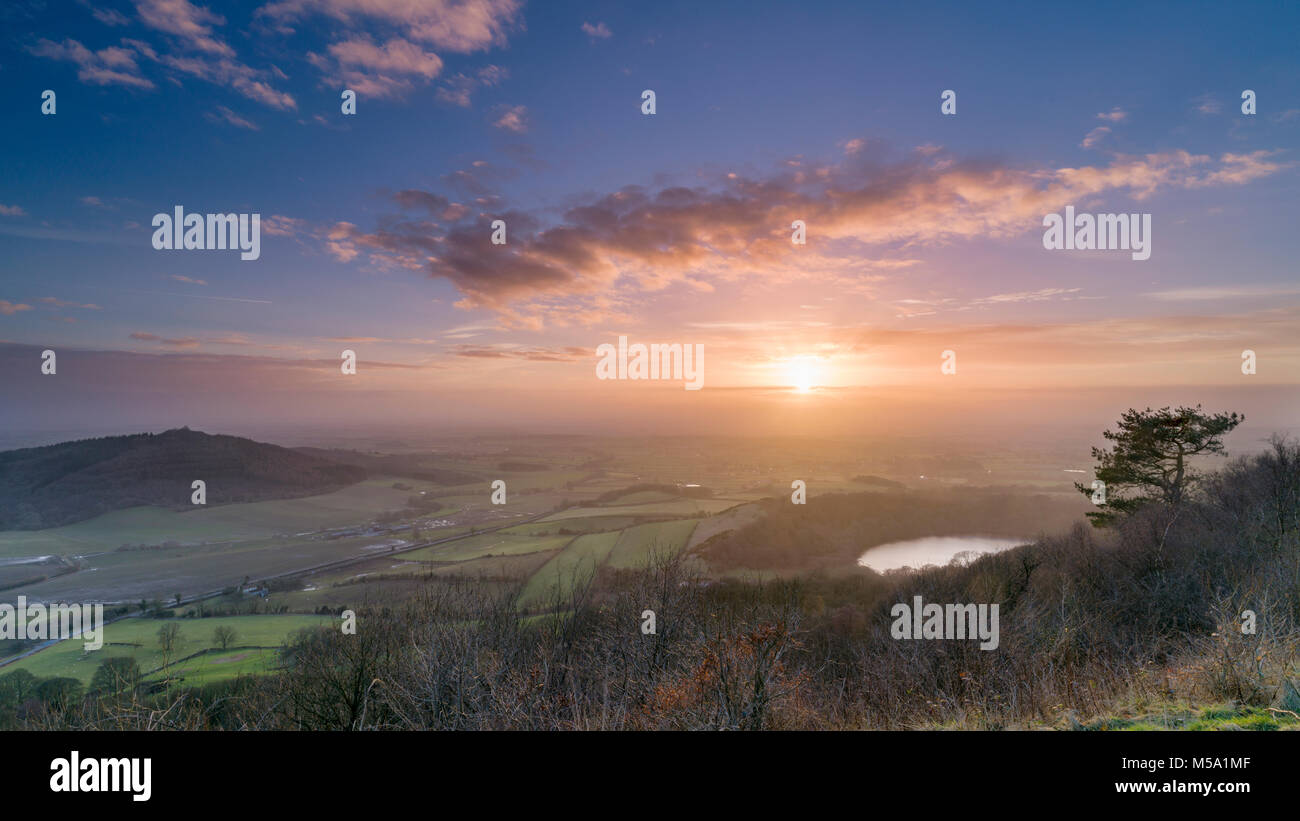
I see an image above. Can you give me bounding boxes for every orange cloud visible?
[314,145,1289,327]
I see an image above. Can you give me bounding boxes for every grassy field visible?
[606,519,700,569]
[608,490,680,504]
[0,453,768,642]
[400,532,574,563]
[271,576,439,614]
[0,531,427,605]
[277,488,753,614]
[519,532,621,609]
[4,614,328,686]
[0,477,441,558]
[686,503,763,549]
[544,498,738,521]
[0,471,496,604]
[147,647,285,686]
[502,516,643,536]
[272,551,560,612]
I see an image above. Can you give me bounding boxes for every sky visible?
[1,0,1298,439]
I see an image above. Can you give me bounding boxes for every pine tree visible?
[1077,404,1242,526]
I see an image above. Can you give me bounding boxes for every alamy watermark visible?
[596,335,704,390]
[1042,205,1151,260]
[151,206,261,260]
[50,751,151,802]
[0,596,104,650]
[890,595,999,650]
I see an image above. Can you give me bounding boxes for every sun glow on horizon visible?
[786,357,820,393]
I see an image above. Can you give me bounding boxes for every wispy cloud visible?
[492,104,528,133]
[260,0,521,97]
[969,288,1085,306]
[40,297,102,309]
[205,105,260,130]
[1143,284,1300,301]
[1194,93,1222,115]
[1081,126,1110,148]
[112,288,272,304]
[150,51,296,109]
[450,344,591,361]
[136,0,234,56]
[31,2,296,107]
[91,7,130,26]
[130,331,201,347]
[307,36,444,99]
[92,1,300,110]
[28,38,155,89]
[256,0,523,53]
[436,64,507,107]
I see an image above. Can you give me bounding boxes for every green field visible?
[543,498,738,521]
[519,531,621,608]
[0,530,430,605]
[0,478,441,558]
[400,532,574,563]
[0,473,483,604]
[502,515,643,536]
[606,519,700,568]
[686,503,763,549]
[0,447,769,640]
[4,614,328,686]
[607,490,680,504]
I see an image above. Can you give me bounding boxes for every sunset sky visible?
[2,0,1298,436]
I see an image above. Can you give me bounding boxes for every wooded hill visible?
[0,428,367,530]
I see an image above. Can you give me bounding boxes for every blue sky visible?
[1,0,1297,434]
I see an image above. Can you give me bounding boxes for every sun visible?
[787,358,817,393]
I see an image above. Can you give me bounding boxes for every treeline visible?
[697,488,1087,571]
[850,475,907,489]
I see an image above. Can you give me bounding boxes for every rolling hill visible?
[0,428,368,530]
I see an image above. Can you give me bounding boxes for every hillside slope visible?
[0,428,367,530]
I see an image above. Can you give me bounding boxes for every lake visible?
[857,536,1028,572]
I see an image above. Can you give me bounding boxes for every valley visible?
[0,428,1092,691]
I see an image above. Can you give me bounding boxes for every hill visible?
[0,428,367,530]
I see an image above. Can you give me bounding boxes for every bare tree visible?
[157,623,181,654]
[213,625,237,650]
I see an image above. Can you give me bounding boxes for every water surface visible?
[857,536,1027,572]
